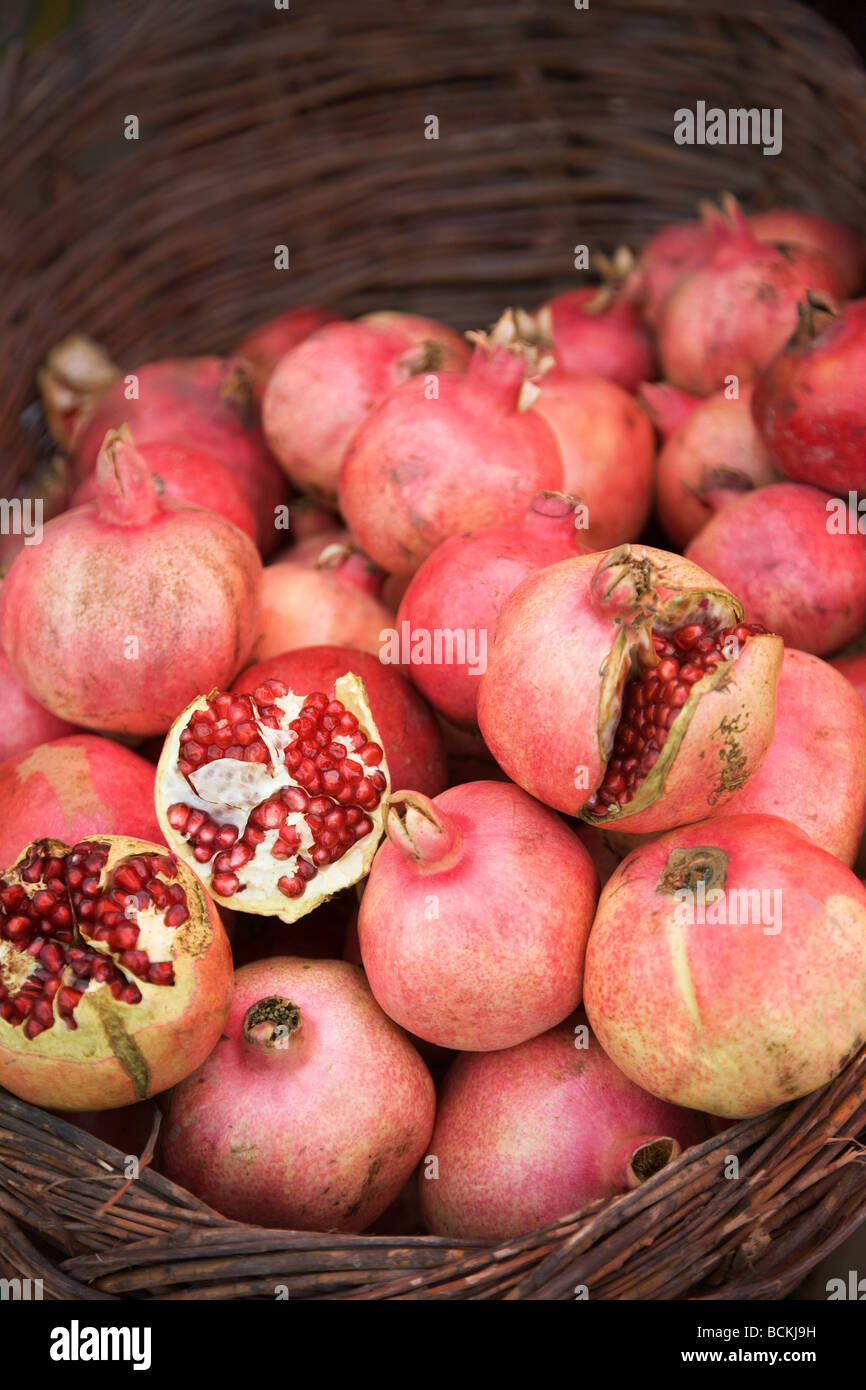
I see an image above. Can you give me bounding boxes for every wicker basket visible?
[1,0,866,1300]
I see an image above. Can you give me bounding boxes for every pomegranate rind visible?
[155,673,390,923]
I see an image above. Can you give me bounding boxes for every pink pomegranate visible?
[0,430,262,736]
[0,651,79,764]
[532,371,655,549]
[537,276,655,391]
[584,814,866,1117]
[159,957,435,1232]
[0,735,162,868]
[395,492,585,727]
[357,781,599,1051]
[752,295,866,493]
[829,652,866,708]
[638,381,702,438]
[251,556,393,663]
[628,216,712,327]
[0,835,233,1110]
[262,314,469,500]
[748,208,865,296]
[233,645,448,798]
[278,536,389,600]
[338,311,564,576]
[685,482,866,656]
[420,1015,708,1239]
[234,305,339,400]
[477,545,783,833]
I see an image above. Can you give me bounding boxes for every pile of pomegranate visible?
[2,192,866,1249]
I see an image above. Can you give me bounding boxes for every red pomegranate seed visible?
[278,875,304,898]
[147,961,175,986]
[251,800,288,829]
[212,871,240,897]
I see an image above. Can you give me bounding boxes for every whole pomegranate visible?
[0,429,262,736]
[357,780,599,1051]
[233,645,448,797]
[536,272,655,391]
[584,814,866,1117]
[0,651,79,764]
[685,482,866,656]
[395,492,585,728]
[420,1015,708,1239]
[0,735,162,869]
[251,554,393,663]
[234,304,339,400]
[477,545,783,833]
[748,208,865,296]
[0,835,233,1110]
[338,311,564,576]
[159,957,435,1232]
[627,216,712,327]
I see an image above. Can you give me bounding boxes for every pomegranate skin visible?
[159,957,435,1232]
[752,297,866,493]
[420,1017,708,1239]
[0,651,79,763]
[232,644,448,798]
[539,287,655,391]
[748,209,866,296]
[685,483,866,655]
[234,305,339,400]
[532,372,655,549]
[251,561,393,663]
[584,814,866,1118]
[0,735,161,868]
[629,217,711,327]
[357,781,599,1051]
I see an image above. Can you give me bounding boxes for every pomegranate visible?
[627,216,712,328]
[0,451,70,578]
[638,381,702,438]
[685,482,866,656]
[532,371,655,550]
[234,305,339,400]
[159,957,435,1232]
[286,494,342,544]
[71,439,257,541]
[420,1015,708,1239]
[830,652,866,709]
[357,781,599,1051]
[0,736,162,869]
[338,311,564,576]
[0,429,262,736]
[251,556,393,663]
[0,651,79,763]
[748,208,866,296]
[477,545,783,833]
[752,294,866,493]
[0,835,233,1110]
[233,645,448,798]
[155,672,389,921]
[37,334,121,453]
[279,537,389,600]
[537,262,655,391]
[395,492,585,728]
[584,814,866,1117]
[262,314,469,500]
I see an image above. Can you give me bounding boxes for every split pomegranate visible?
[0,651,79,764]
[584,814,866,1117]
[748,208,866,296]
[338,310,564,576]
[0,834,232,1111]
[477,545,783,833]
[0,429,262,736]
[233,304,339,400]
[685,482,866,656]
[156,673,389,921]
[420,1015,708,1240]
[251,554,394,663]
[537,261,655,391]
[357,780,599,1051]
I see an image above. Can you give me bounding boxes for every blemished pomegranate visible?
[250,555,394,663]
[233,644,448,798]
[477,545,783,833]
[262,314,470,500]
[685,482,866,656]
[584,814,866,1118]
[233,304,340,400]
[338,310,564,576]
[0,835,233,1111]
[395,492,585,728]
[156,673,389,921]
[0,735,162,870]
[357,781,599,1051]
[536,269,655,392]
[159,957,435,1232]
[0,429,262,736]
[420,1015,708,1240]
[748,208,866,296]
[0,651,79,764]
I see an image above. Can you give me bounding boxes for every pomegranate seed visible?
[358,742,383,766]
[147,961,175,986]
[278,875,304,898]
[251,800,288,829]
[212,871,240,897]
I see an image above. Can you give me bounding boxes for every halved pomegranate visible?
[156,674,389,921]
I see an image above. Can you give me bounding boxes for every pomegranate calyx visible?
[385,790,462,870]
[93,427,161,526]
[623,1136,680,1190]
[38,334,122,453]
[794,290,840,345]
[656,844,729,896]
[242,996,302,1052]
[585,245,637,312]
[466,310,554,412]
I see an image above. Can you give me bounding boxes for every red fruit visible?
[752,294,866,494]
[478,545,783,833]
[0,430,262,736]
[685,482,866,655]
[251,557,393,663]
[420,1015,708,1239]
[155,672,390,921]
[0,835,232,1110]
[72,439,257,541]
[537,273,655,392]
[338,311,564,576]
[395,492,584,727]
[748,208,866,297]
[0,651,79,763]
[357,781,599,1051]
[829,652,866,709]
[628,217,713,328]
[70,355,289,554]
[159,957,435,1232]
[657,197,846,395]
[282,537,389,600]
[638,381,702,439]
[0,735,162,869]
[532,372,655,549]
[584,814,866,1117]
[262,314,469,500]
[234,305,339,400]
[233,644,448,798]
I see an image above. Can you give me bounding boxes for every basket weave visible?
[1,0,866,1299]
